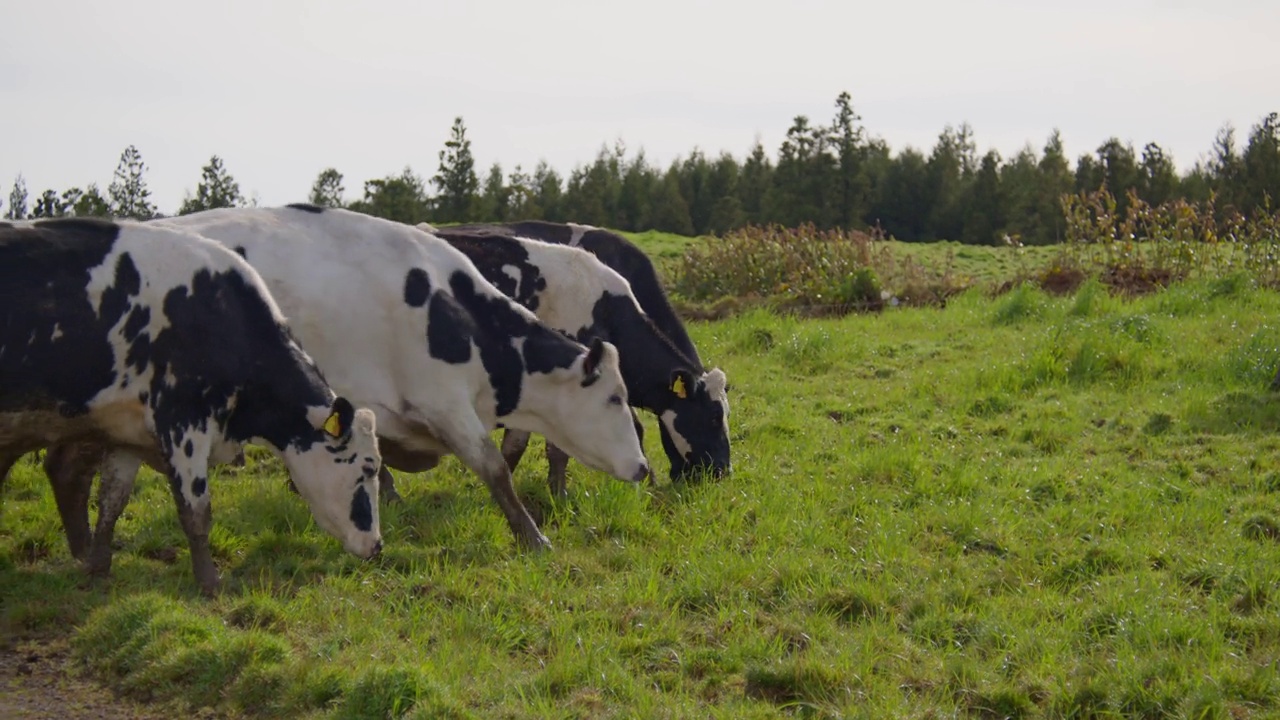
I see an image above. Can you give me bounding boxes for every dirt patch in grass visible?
[0,636,168,720]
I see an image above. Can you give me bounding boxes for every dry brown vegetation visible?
[670,190,1280,318]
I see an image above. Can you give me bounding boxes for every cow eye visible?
[608,394,623,406]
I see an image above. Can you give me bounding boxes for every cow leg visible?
[544,442,571,499]
[44,442,105,560]
[378,465,402,503]
[84,451,143,580]
[438,416,550,551]
[164,430,220,597]
[500,429,532,471]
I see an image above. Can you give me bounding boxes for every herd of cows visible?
[0,207,732,596]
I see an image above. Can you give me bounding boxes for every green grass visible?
[6,277,1280,717]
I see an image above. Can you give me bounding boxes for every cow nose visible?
[369,539,383,558]
[631,464,650,483]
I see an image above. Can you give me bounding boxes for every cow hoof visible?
[83,553,112,580]
[520,533,553,552]
[196,575,222,598]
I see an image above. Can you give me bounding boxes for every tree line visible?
[5,94,1278,246]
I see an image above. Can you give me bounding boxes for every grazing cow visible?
[423,225,729,496]
[452,221,731,480]
[0,218,383,596]
[131,205,645,551]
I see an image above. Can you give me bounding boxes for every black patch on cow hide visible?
[123,305,150,342]
[0,220,124,415]
[435,231,546,313]
[350,484,373,532]
[285,203,325,214]
[403,268,431,308]
[426,293,473,364]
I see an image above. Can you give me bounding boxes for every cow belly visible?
[0,403,154,461]
[378,436,444,473]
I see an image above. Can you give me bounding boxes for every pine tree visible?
[178,155,244,215]
[1241,112,1280,214]
[431,117,480,223]
[868,147,930,241]
[479,163,510,222]
[616,150,655,231]
[308,168,346,207]
[506,165,538,220]
[1095,138,1141,216]
[1000,145,1043,244]
[1209,123,1243,212]
[924,124,977,241]
[30,189,66,218]
[737,140,773,226]
[705,152,743,234]
[1138,142,1179,207]
[677,150,716,235]
[963,150,1004,245]
[5,174,28,220]
[108,145,157,220]
[71,184,110,217]
[650,168,694,235]
[532,161,564,222]
[349,168,430,224]
[832,91,869,229]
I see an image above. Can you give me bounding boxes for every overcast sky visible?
[2,0,1276,214]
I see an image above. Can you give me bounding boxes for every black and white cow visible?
[452,220,731,480]
[0,218,383,596]
[136,205,646,551]
[423,225,729,496]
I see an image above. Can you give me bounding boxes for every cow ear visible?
[324,397,355,438]
[583,337,605,376]
[670,369,694,400]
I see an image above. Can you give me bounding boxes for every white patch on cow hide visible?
[501,264,522,288]
[703,367,730,434]
[566,223,595,247]
[660,409,693,459]
[507,237,638,340]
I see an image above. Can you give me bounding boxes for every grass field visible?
[5,268,1280,718]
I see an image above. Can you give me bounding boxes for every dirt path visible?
[0,636,168,720]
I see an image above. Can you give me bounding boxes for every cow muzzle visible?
[631,463,652,483]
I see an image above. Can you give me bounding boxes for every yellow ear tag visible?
[323,412,343,438]
[672,376,688,399]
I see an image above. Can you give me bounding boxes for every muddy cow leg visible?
[500,429,532,472]
[440,415,550,551]
[44,442,106,560]
[163,429,220,597]
[378,465,402,503]
[544,442,572,499]
[84,451,143,581]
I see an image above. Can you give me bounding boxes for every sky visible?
[2,0,1277,215]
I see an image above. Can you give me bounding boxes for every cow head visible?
[658,366,731,481]
[523,337,650,483]
[283,396,383,559]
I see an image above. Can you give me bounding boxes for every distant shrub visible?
[1057,189,1280,295]
[671,223,968,313]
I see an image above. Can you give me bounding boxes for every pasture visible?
[4,254,1280,717]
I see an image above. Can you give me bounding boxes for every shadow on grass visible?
[1185,390,1280,435]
